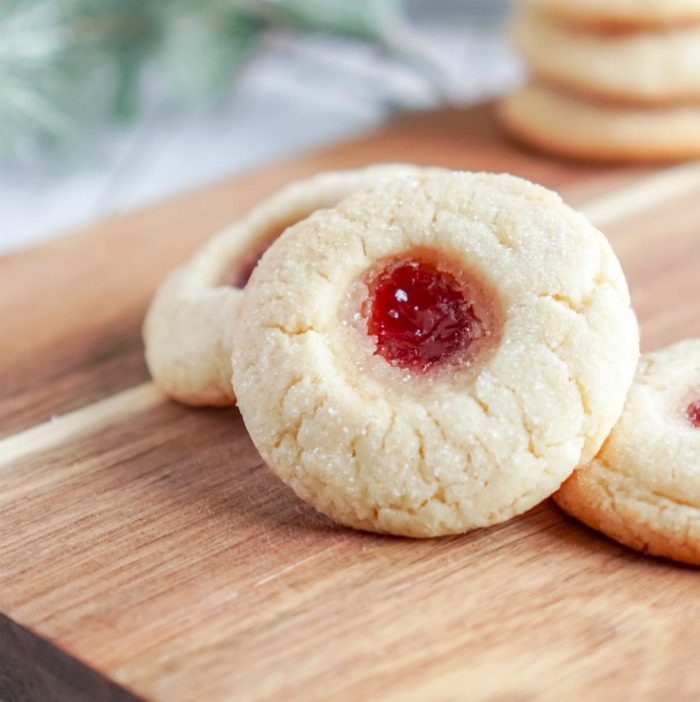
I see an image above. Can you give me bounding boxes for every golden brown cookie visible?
[497,83,700,162]
[556,339,700,565]
[233,170,639,537]
[513,10,700,105]
[143,164,421,406]
[518,0,700,30]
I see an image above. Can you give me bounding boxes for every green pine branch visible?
[0,0,404,167]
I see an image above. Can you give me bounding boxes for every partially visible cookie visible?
[497,83,700,162]
[233,170,639,537]
[518,0,700,30]
[143,164,421,406]
[555,339,700,565]
[513,10,700,105]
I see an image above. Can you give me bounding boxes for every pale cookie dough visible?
[233,171,639,537]
[513,11,700,104]
[143,164,421,406]
[497,83,700,162]
[517,0,700,30]
[555,339,700,565]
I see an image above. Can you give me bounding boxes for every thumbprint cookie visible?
[143,164,421,406]
[233,171,639,537]
[556,339,700,565]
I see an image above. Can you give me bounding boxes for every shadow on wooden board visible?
[0,613,143,702]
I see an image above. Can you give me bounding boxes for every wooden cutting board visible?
[1,104,700,702]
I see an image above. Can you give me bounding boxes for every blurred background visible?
[0,0,518,253]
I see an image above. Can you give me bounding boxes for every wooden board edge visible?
[0,612,146,702]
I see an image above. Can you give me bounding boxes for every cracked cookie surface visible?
[143,164,421,406]
[233,170,639,537]
[555,339,700,565]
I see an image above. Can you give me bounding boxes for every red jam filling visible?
[228,221,293,288]
[366,259,483,372]
[231,253,263,289]
[687,400,700,428]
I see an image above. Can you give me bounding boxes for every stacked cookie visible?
[498,0,700,161]
[144,165,699,565]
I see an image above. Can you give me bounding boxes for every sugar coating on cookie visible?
[233,171,639,537]
[555,339,700,565]
[518,0,700,29]
[498,83,700,163]
[513,11,700,104]
[143,164,422,406]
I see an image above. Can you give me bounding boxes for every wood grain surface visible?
[1,104,699,702]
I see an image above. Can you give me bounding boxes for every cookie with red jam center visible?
[233,170,639,537]
[556,338,700,565]
[365,257,485,371]
[143,164,421,406]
